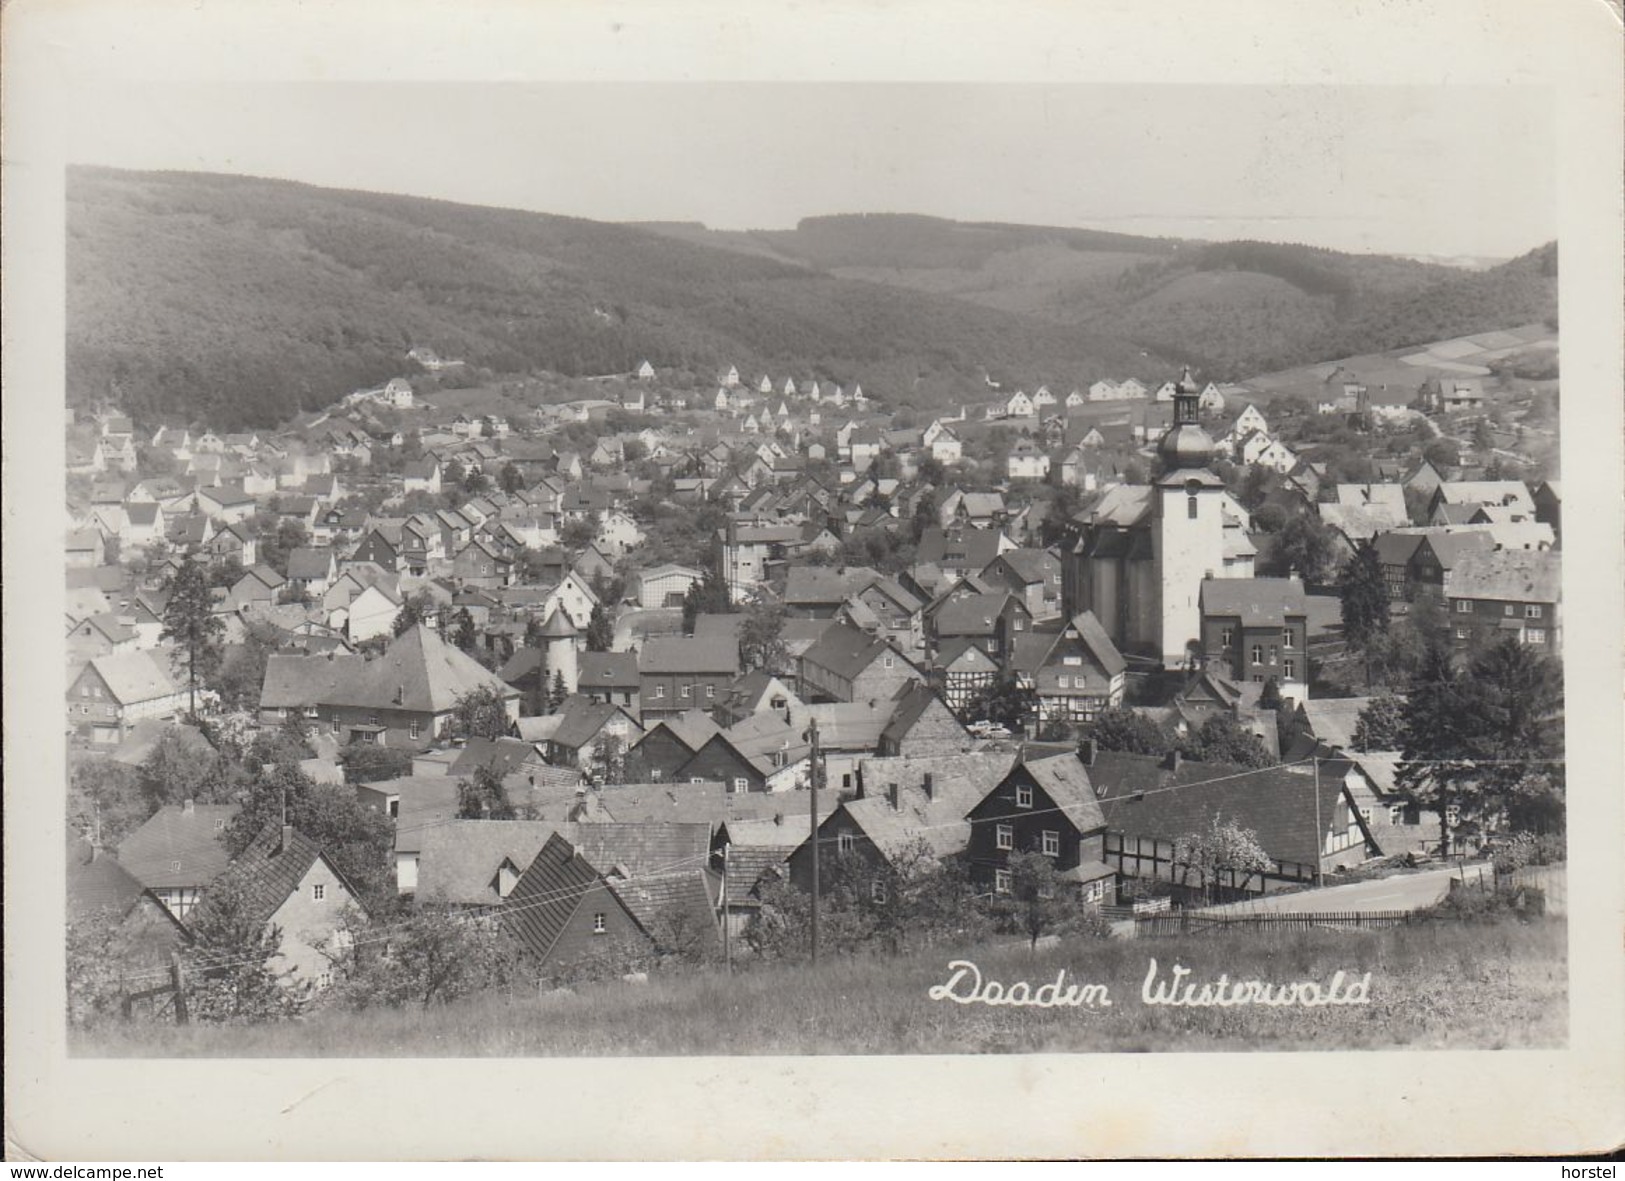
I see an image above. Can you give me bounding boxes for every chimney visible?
[1080,738,1097,767]
[886,782,899,810]
[279,822,293,854]
[922,772,935,800]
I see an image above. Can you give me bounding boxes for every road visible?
[1198,866,1461,916]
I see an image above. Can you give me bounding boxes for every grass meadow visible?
[78,917,1566,1057]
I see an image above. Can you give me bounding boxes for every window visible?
[653,685,665,699]
[1283,659,1296,680]
[870,880,888,905]
[1525,605,1543,619]
[312,884,326,902]
[592,913,607,934]
[1056,675,1070,689]
[1084,880,1106,904]
[1455,601,1472,613]
[1015,784,1033,809]
[689,777,706,784]
[331,718,341,733]
[994,869,1013,895]
[1389,804,1408,825]
[1454,627,1469,640]
[837,832,856,855]
[1062,655,1082,666]
[883,655,895,669]
[1358,807,1373,823]
[995,824,1014,851]
[732,777,748,794]
[318,971,333,990]
[1445,805,1461,828]
[1504,604,1515,617]
[1041,830,1061,857]
[706,684,715,699]
[681,685,691,698]
[1269,645,1278,664]
[1250,644,1264,665]
[1221,627,1235,647]
[409,720,421,740]
[1187,495,1199,520]
[388,799,400,819]
[1526,628,1547,645]
[1282,629,1295,649]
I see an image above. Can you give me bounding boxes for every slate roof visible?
[286,547,335,580]
[448,736,544,778]
[415,820,565,906]
[570,822,714,878]
[323,625,518,713]
[606,869,721,941]
[987,548,1060,585]
[1090,750,1354,867]
[1023,754,1107,834]
[932,592,1017,637]
[783,565,881,608]
[259,653,364,710]
[692,614,747,643]
[500,832,605,961]
[720,846,797,906]
[579,651,640,691]
[109,720,215,768]
[67,835,152,921]
[879,682,964,749]
[192,822,365,931]
[640,636,740,676]
[85,650,179,706]
[802,700,896,750]
[116,803,240,890]
[799,622,912,682]
[548,696,634,751]
[1301,697,1378,752]
[1198,578,1308,626]
[1448,549,1561,603]
[1434,481,1535,511]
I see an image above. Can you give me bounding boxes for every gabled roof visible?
[321,625,517,713]
[639,635,740,676]
[1198,578,1308,626]
[448,735,545,778]
[932,591,1020,637]
[879,682,965,749]
[798,621,915,682]
[633,709,722,755]
[548,696,636,751]
[286,547,336,580]
[501,832,607,961]
[83,650,178,705]
[415,820,564,906]
[783,565,881,607]
[68,835,153,921]
[1448,549,1561,603]
[1039,610,1127,678]
[571,822,714,878]
[191,822,367,931]
[117,803,240,890]
[578,650,640,691]
[1020,754,1107,833]
[1090,750,1355,867]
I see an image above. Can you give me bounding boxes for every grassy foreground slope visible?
[79,920,1564,1057]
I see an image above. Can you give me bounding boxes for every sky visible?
[61,81,1555,260]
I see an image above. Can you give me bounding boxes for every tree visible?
[1458,637,1565,836]
[738,599,788,672]
[323,897,519,1010]
[68,757,148,849]
[256,517,309,577]
[584,603,614,653]
[583,733,627,787]
[457,761,517,819]
[1172,814,1273,904]
[497,463,526,494]
[1351,695,1405,751]
[681,557,732,633]
[548,670,569,712]
[995,851,1109,950]
[452,607,477,651]
[212,620,282,713]
[222,763,396,912]
[1087,707,1169,756]
[560,519,597,551]
[136,729,235,811]
[964,672,1036,730]
[160,553,225,718]
[1179,714,1273,768]
[450,685,513,741]
[338,744,414,784]
[1396,638,1474,857]
[1338,539,1391,682]
[1258,676,1283,712]
[393,591,434,637]
[1265,512,1338,584]
[183,874,298,1024]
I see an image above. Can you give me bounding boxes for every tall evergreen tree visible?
[1459,637,1564,834]
[548,670,569,712]
[160,552,225,719]
[453,607,477,651]
[1395,639,1474,857]
[1338,538,1391,682]
[584,603,614,653]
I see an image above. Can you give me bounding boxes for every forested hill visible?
[647,213,1558,379]
[67,169,1161,430]
[68,169,1556,431]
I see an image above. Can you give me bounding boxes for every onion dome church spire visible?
[1157,365,1215,470]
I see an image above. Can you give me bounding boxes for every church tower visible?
[539,606,579,696]
[1152,367,1226,668]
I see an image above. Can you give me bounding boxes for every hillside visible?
[646,214,1559,382]
[67,170,1162,429]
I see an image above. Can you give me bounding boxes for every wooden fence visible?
[1134,910,1416,937]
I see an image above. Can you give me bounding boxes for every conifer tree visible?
[160,552,225,719]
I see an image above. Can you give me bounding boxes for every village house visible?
[1006,438,1051,481]
[1017,610,1127,726]
[1444,549,1561,654]
[577,651,641,713]
[874,682,971,758]
[964,754,1115,902]
[68,650,187,744]
[797,621,923,706]
[115,800,240,920]
[638,637,741,720]
[1198,577,1310,702]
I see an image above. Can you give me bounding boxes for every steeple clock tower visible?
[1152,367,1226,669]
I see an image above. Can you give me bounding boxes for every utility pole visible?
[809,717,821,965]
[1312,756,1323,888]
[169,951,189,1026]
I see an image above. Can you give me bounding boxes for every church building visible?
[1060,369,1255,668]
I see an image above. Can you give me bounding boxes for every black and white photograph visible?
[6,0,1623,1163]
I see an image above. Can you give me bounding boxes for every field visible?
[77,918,1565,1057]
